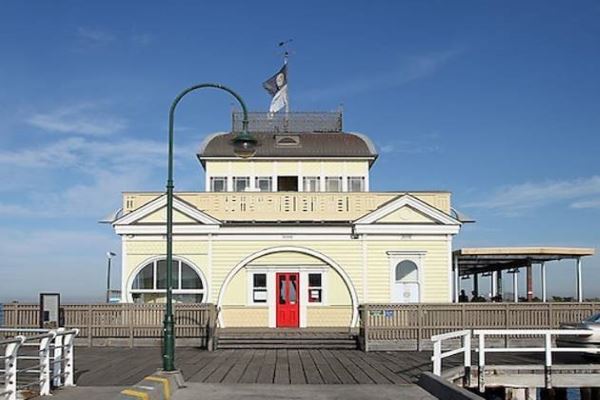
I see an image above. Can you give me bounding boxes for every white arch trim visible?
[216,246,360,328]
[125,255,210,303]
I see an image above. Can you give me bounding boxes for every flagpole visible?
[284,50,290,113]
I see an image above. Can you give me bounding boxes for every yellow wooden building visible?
[110,113,463,329]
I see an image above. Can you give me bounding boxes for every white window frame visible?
[210,176,228,192]
[347,176,365,192]
[303,176,320,192]
[248,271,268,305]
[325,176,342,192]
[255,176,273,192]
[387,251,426,303]
[128,257,207,303]
[307,272,324,304]
[233,176,250,192]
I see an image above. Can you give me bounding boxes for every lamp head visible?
[231,129,257,159]
[107,251,116,258]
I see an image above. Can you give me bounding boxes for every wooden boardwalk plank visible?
[191,350,235,382]
[239,349,264,383]
[333,350,374,384]
[288,350,306,384]
[274,349,290,384]
[351,351,409,384]
[320,349,356,384]
[310,350,341,384]
[221,350,255,384]
[298,350,323,384]
[344,351,393,384]
[205,350,244,383]
[256,348,277,383]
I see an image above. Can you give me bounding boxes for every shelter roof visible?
[454,247,595,276]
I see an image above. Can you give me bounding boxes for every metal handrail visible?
[0,328,79,400]
[430,328,600,391]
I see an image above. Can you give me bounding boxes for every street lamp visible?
[163,83,254,372]
[106,251,116,303]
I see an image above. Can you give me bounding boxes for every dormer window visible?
[275,135,300,147]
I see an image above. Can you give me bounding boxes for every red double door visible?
[276,273,299,328]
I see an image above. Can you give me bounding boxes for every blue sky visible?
[0,1,599,302]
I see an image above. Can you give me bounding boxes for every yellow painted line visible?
[120,388,149,400]
[144,376,171,400]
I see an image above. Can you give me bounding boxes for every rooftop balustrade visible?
[122,191,452,222]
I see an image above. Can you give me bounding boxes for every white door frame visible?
[387,251,426,303]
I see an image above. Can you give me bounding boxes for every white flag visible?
[263,64,289,113]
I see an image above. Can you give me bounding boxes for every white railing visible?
[430,330,472,386]
[0,328,79,400]
[431,329,600,391]
[474,329,598,391]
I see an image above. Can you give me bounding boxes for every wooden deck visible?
[72,347,593,387]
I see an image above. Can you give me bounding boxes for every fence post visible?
[53,328,64,387]
[504,304,510,347]
[433,339,442,376]
[87,305,93,347]
[364,304,370,352]
[207,304,216,351]
[128,305,134,348]
[548,302,554,328]
[63,330,77,386]
[463,331,472,387]
[4,336,23,400]
[478,333,485,393]
[544,332,552,389]
[39,332,55,396]
[417,304,423,351]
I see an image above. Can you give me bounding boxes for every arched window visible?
[395,260,418,282]
[130,259,205,304]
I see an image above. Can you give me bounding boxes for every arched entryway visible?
[217,246,359,328]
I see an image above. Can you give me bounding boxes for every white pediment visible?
[354,194,461,226]
[113,195,220,226]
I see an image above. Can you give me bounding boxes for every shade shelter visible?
[452,247,595,303]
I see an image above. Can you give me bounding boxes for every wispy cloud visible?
[77,27,115,45]
[300,48,464,101]
[131,32,153,47]
[464,176,600,214]
[27,104,127,136]
[379,140,441,155]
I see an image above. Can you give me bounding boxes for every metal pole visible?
[576,257,583,302]
[491,271,498,298]
[473,274,479,297]
[526,263,533,301]
[106,256,112,303]
[453,256,459,303]
[513,269,519,303]
[541,262,547,302]
[164,83,249,372]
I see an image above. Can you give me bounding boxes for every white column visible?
[540,262,547,302]
[576,257,583,302]
[454,256,460,303]
[513,269,519,303]
[491,271,498,298]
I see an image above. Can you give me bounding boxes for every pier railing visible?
[358,302,600,351]
[430,328,600,391]
[0,328,78,400]
[0,303,217,348]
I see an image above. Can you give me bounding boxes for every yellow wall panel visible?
[306,307,352,327]
[377,206,436,224]
[221,307,268,327]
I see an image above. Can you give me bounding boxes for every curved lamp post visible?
[163,83,255,371]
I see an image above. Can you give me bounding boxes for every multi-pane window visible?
[348,177,365,192]
[303,177,320,192]
[233,176,250,192]
[308,273,323,303]
[325,177,342,192]
[210,177,227,192]
[131,259,205,304]
[255,177,272,192]
[252,273,267,303]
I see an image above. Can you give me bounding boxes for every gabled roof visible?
[113,195,220,226]
[354,194,461,226]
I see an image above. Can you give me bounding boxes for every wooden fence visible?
[0,303,218,349]
[359,302,600,351]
